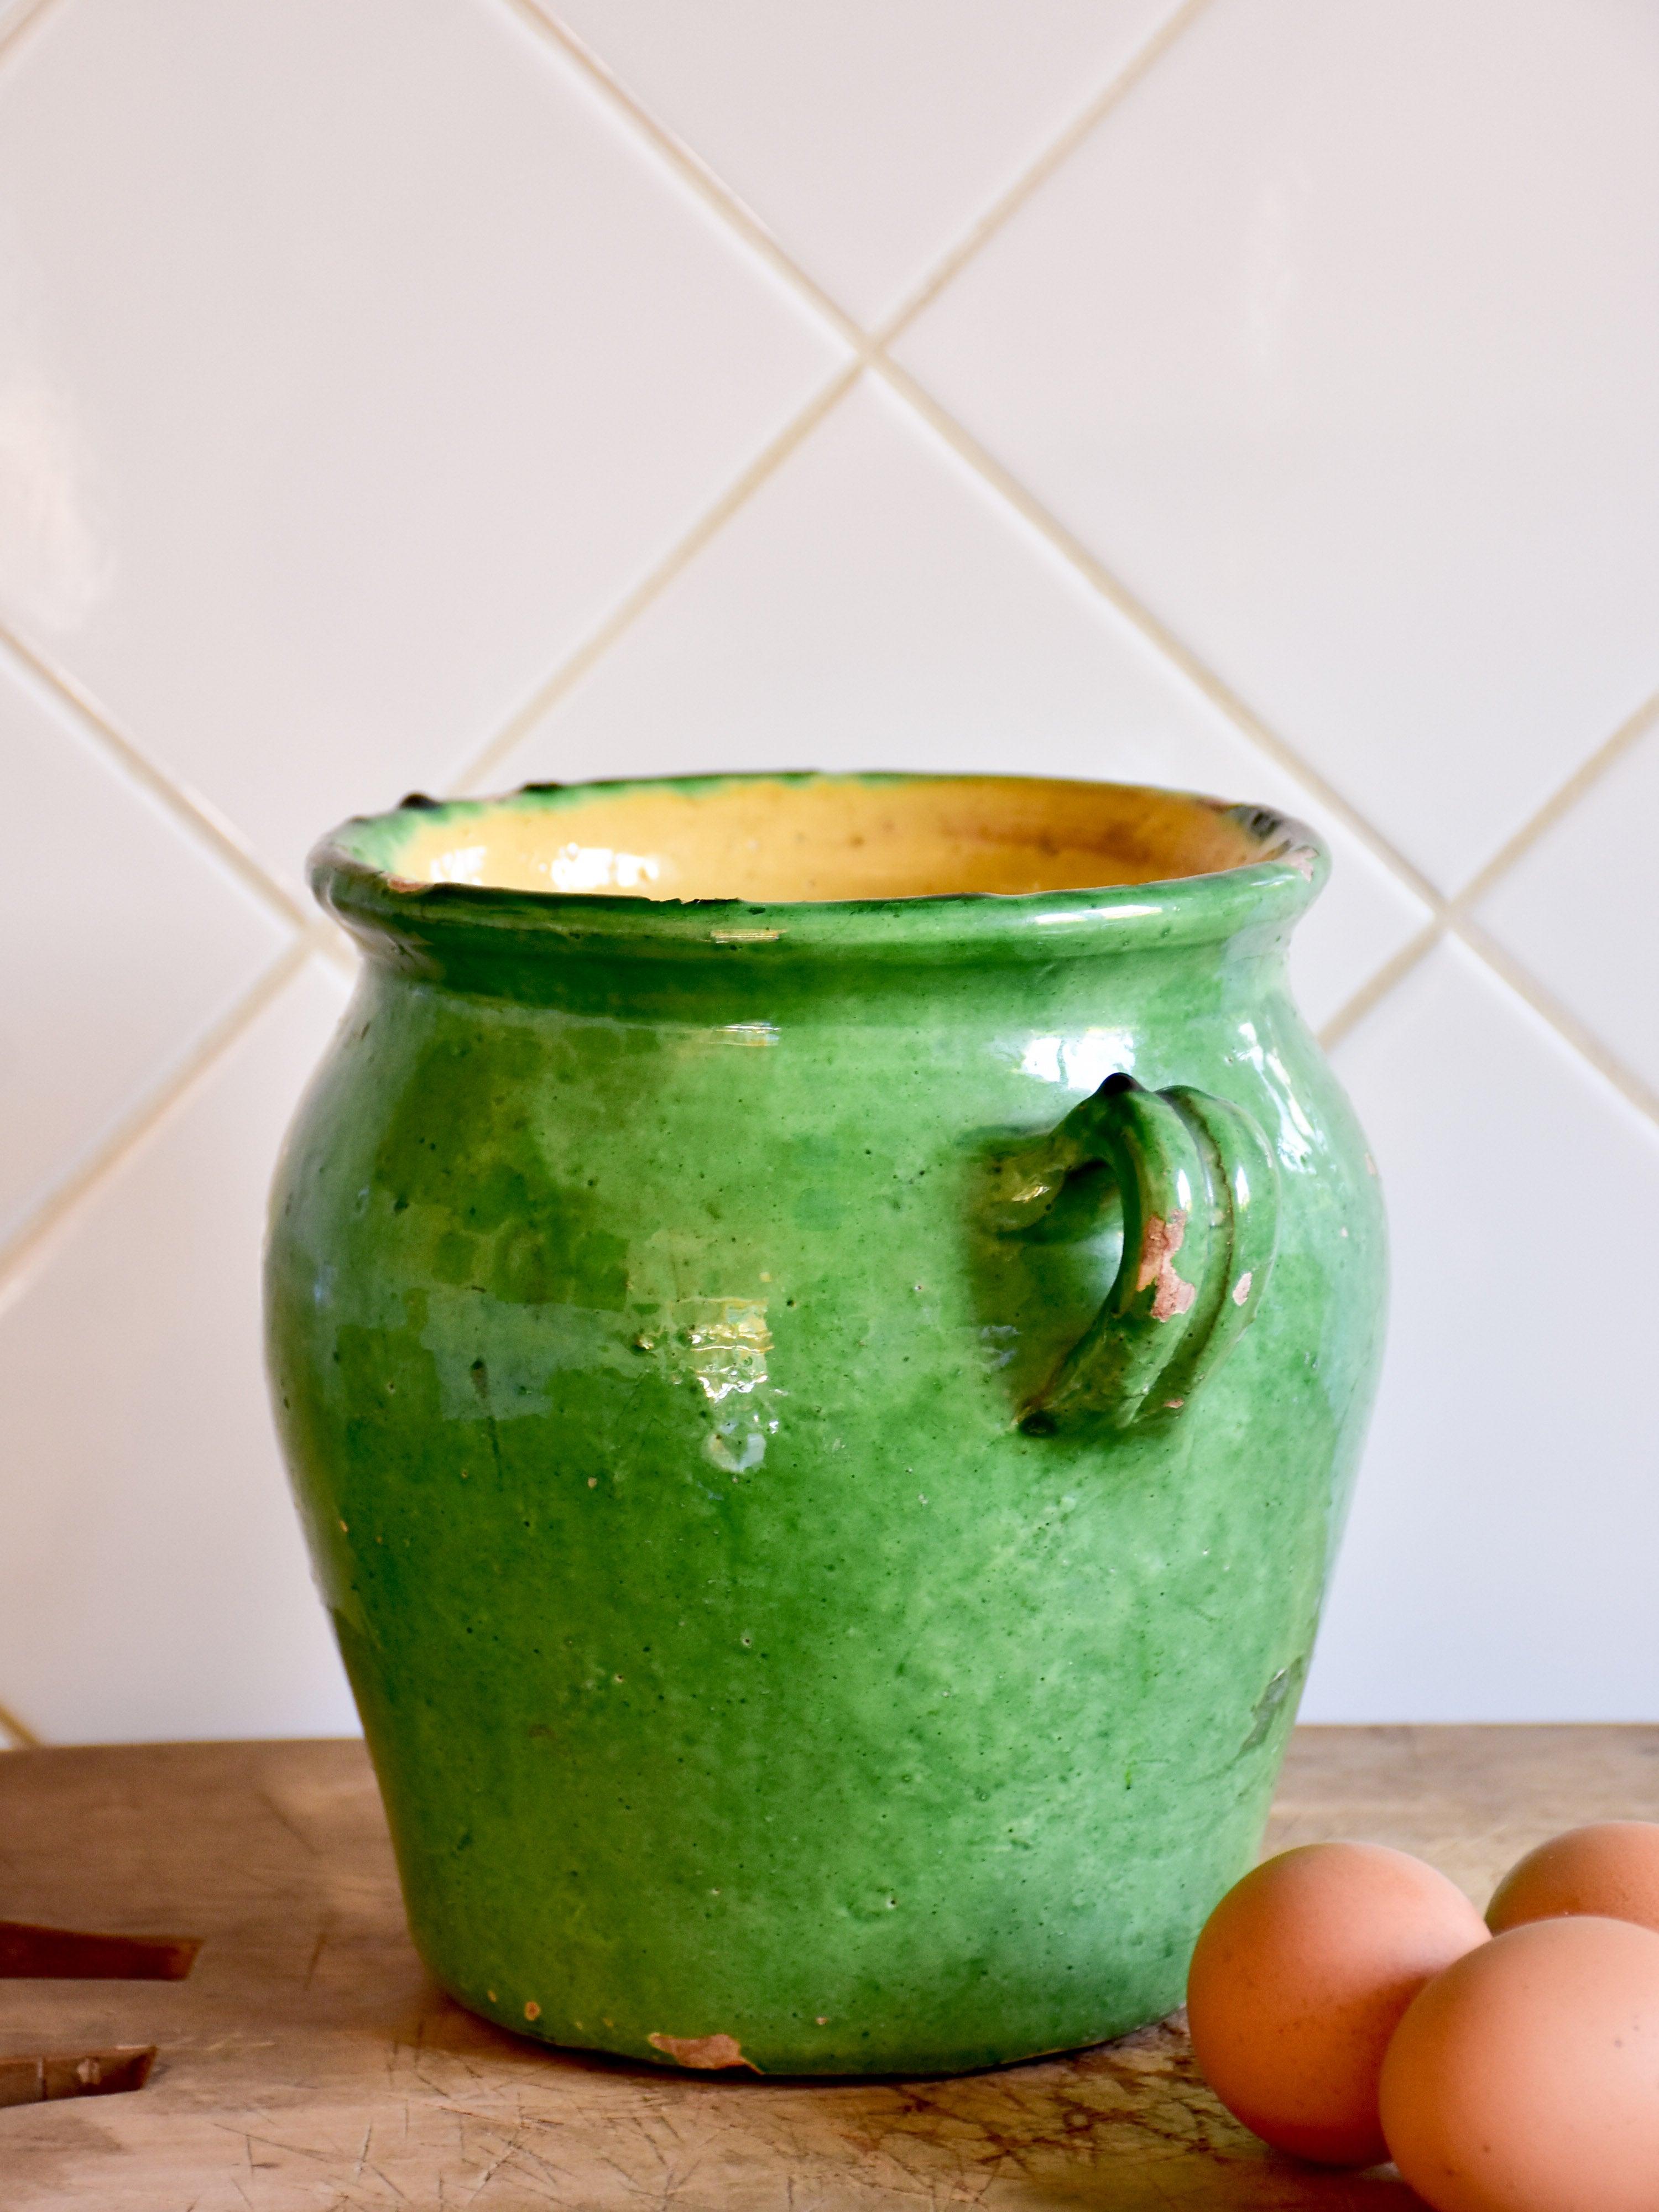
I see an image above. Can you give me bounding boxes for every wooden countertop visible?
[3,1728,1657,2208]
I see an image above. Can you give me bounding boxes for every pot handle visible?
[1005,1073,1279,1435]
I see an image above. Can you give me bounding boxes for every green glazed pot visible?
[265,771,1385,2078]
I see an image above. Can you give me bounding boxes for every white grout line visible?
[0,623,311,934]
[506,0,865,350]
[1315,896,1659,1144]
[1457,916,1659,1128]
[0,0,60,73]
[872,355,1450,914]
[1318,683,1659,1064]
[1318,924,1444,1054]
[448,357,869,795]
[0,1696,43,1750]
[1451,685,1659,917]
[0,935,326,1319]
[1442,693,1659,1128]
[875,0,1220,349]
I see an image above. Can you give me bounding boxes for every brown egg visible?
[1186,1841,1488,2166]
[1380,1916,1659,2212]
[1488,1820,1659,1936]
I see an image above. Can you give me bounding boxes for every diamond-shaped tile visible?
[497,377,1430,1029]
[896,0,1659,893]
[0,0,843,885]
[0,639,290,1245]
[1473,716,1659,1100]
[1303,940,1659,1720]
[0,959,358,1744]
[548,0,1191,327]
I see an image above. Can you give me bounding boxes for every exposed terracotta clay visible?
[1138,1212,1197,1322]
[646,2032,760,2073]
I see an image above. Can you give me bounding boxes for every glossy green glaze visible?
[265,773,1385,2078]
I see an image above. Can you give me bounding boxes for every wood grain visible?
[1,1728,1655,2207]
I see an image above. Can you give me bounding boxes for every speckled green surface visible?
[265,774,1385,2077]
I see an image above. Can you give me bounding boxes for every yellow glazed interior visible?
[394,777,1266,904]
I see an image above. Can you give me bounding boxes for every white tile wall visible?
[895,0,1659,896]
[541,0,1194,326]
[0,638,290,1245]
[0,960,357,1745]
[1474,712,1659,1106]
[0,0,1653,1744]
[0,0,842,888]
[1316,942,1659,1721]
[498,378,1431,1031]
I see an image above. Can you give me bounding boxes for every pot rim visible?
[312,770,1326,968]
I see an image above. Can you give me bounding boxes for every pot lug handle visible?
[1010,1073,1279,1436]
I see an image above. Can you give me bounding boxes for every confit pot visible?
[265,770,1385,2078]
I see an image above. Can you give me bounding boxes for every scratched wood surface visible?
[3,1728,1657,2209]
